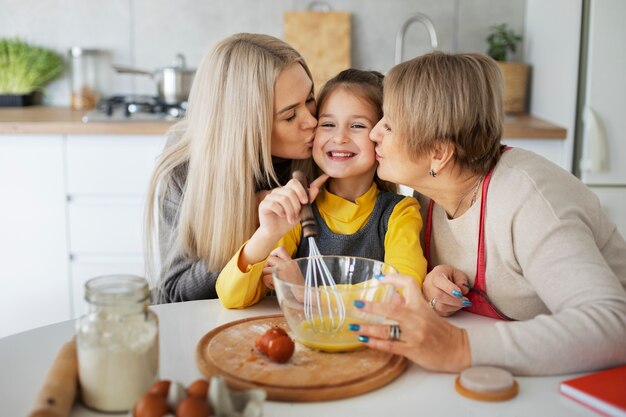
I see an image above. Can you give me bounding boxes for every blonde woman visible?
[351,52,626,375]
[145,33,317,303]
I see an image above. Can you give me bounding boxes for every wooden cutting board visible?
[284,11,351,90]
[195,315,408,402]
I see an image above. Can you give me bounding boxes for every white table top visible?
[1,298,598,417]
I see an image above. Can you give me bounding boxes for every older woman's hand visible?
[422,265,472,317]
[351,273,471,373]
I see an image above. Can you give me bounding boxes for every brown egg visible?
[133,393,170,417]
[266,335,295,363]
[186,379,210,399]
[148,380,171,397]
[255,326,289,354]
[176,396,212,417]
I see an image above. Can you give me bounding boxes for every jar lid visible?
[85,275,150,305]
[69,47,100,57]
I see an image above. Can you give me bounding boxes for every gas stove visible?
[81,95,187,122]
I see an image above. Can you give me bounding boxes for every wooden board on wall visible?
[284,11,351,91]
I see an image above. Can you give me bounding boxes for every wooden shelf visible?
[503,113,567,139]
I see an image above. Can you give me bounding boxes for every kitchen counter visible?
[0,106,567,138]
[0,106,173,135]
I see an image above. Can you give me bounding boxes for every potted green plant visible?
[486,23,529,114]
[0,38,65,106]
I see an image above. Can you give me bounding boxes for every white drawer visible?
[71,259,145,318]
[68,197,145,255]
[66,135,166,195]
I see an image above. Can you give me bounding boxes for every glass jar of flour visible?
[76,275,159,412]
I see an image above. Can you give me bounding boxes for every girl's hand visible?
[351,273,471,373]
[257,174,329,240]
[262,246,292,290]
[422,265,471,317]
[238,174,329,272]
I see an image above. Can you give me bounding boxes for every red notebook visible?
[559,365,626,417]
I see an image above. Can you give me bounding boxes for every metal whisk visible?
[293,171,346,333]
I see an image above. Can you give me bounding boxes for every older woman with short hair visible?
[352,51,626,375]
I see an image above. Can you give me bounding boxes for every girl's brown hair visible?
[316,69,397,192]
[384,51,504,175]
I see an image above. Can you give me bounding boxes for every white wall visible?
[1,0,525,105]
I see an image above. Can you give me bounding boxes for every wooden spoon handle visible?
[292,171,317,239]
[28,339,78,417]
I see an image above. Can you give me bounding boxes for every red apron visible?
[424,148,512,321]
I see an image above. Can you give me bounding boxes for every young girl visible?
[216,69,427,308]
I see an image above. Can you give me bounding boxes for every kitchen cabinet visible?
[65,135,167,318]
[0,136,70,339]
[0,133,166,337]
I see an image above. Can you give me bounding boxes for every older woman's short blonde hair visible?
[384,51,504,174]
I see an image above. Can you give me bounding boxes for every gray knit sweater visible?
[156,158,293,303]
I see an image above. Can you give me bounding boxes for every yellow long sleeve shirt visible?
[216,184,427,308]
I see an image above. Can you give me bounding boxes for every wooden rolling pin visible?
[28,339,78,417]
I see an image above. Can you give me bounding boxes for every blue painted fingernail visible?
[452,289,462,298]
[354,300,365,308]
[348,323,360,331]
[462,300,473,307]
[374,274,385,280]
[358,335,369,343]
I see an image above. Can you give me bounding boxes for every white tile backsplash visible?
[0,0,525,104]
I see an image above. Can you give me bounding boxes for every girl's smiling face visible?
[313,88,379,181]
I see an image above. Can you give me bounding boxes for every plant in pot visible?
[0,38,65,106]
[486,23,529,114]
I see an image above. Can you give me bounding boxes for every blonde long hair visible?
[145,33,313,287]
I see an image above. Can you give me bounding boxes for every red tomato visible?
[266,335,295,363]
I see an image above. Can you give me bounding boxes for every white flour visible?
[77,319,159,412]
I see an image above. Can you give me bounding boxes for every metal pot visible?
[113,54,195,104]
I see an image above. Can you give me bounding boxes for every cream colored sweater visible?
[419,148,626,375]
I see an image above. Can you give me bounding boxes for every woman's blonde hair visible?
[384,51,504,174]
[315,69,397,193]
[145,33,313,287]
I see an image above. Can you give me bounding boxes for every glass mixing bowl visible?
[272,256,397,352]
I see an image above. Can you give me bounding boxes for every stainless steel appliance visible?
[81,95,186,122]
[112,54,195,104]
[574,0,626,235]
